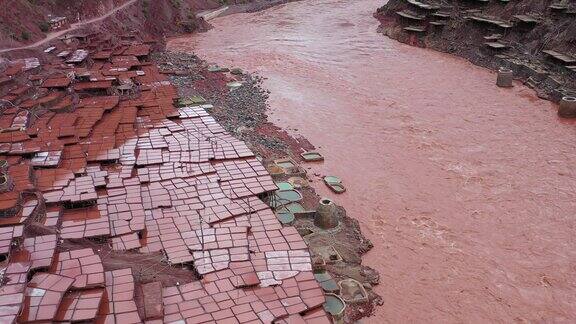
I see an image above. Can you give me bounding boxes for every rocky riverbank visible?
[153,50,383,322]
[375,0,576,104]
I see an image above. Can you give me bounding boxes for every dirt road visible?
[0,0,138,54]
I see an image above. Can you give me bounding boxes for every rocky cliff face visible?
[375,0,576,101]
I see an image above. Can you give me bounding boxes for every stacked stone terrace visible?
[0,32,330,323]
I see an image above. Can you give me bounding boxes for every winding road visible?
[0,0,138,54]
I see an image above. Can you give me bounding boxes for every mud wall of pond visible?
[375,0,576,102]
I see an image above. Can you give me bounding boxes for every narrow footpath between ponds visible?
[168,0,576,322]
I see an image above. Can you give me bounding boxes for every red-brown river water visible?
[168,0,576,322]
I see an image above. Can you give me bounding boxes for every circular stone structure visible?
[314,198,339,229]
[0,174,13,193]
[496,67,514,88]
[558,96,576,118]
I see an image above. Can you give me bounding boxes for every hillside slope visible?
[375,0,576,102]
[0,0,219,49]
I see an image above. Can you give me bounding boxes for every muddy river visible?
[168,0,576,322]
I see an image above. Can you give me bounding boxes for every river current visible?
[168,1,576,322]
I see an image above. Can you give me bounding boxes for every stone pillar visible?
[314,198,339,229]
[496,68,513,88]
[558,96,576,118]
